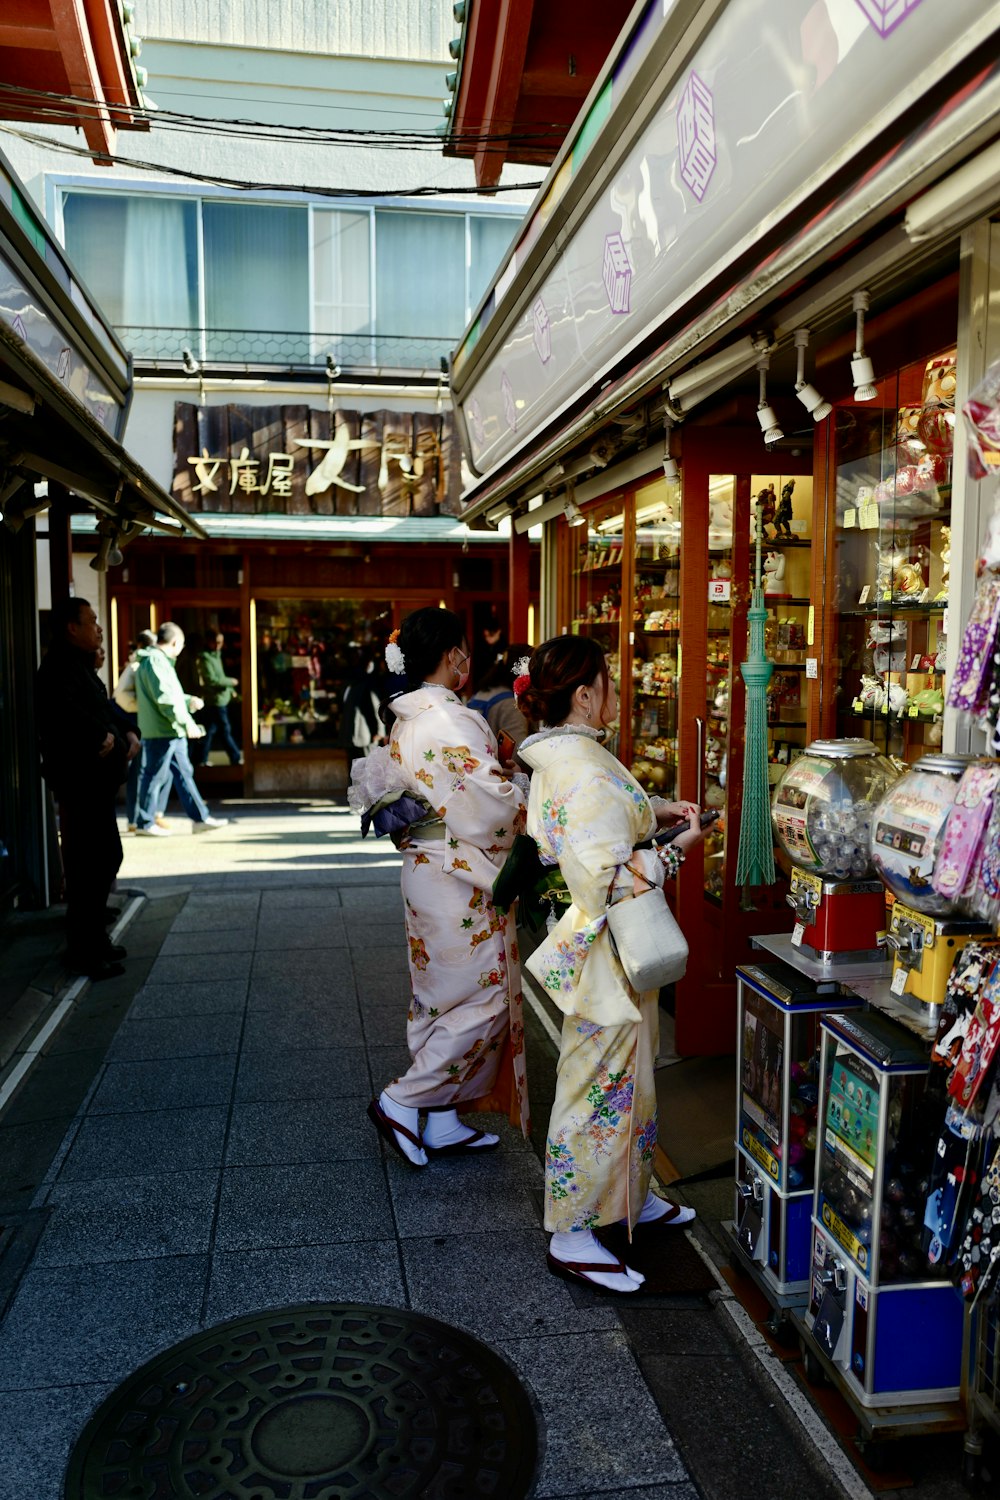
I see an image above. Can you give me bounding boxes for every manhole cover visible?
[64,1302,538,1499]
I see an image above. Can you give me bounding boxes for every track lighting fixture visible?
[563,486,587,527]
[793,329,832,422]
[662,418,679,481]
[755,351,783,446]
[851,290,878,400]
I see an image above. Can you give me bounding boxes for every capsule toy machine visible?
[732,960,863,1319]
[870,754,994,1021]
[802,1010,964,1427]
[772,740,899,963]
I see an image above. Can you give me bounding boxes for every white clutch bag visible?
[605,885,689,992]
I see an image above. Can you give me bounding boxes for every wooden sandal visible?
[545,1251,638,1294]
[366,1097,426,1168]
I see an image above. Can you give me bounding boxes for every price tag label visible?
[858,585,871,605]
[908,705,919,718]
[891,966,909,996]
[852,697,864,712]
[911,653,922,670]
[844,508,857,529]
[876,929,887,948]
[791,922,806,948]
[882,589,892,602]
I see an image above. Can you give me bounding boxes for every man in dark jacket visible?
[35,598,138,979]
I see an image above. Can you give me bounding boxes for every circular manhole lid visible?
[64,1303,538,1499]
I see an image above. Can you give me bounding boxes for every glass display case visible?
[827,347,955,761]
[569,495,625,759]
[630,475,681,801]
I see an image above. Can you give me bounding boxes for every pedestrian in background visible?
[339,651,383,763]
[195,631,242,766]
[366,607,529,1166]
[35,598,138,979]
[518,636,706,1294]
[134,623,228,836]
[113,629,156,831]
[467,641,531,755]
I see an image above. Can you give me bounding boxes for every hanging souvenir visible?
[931,942,1000,1069]
[923,1102,983,1266]
[953,1144,1000,1305]
[947,970,1000,1112]
[964,356,1000,480]
[932,763,1000,901]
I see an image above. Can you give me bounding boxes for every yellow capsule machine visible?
[870,755,993,1023]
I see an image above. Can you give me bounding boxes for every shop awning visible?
[452,0,1000,522]
[69,513,508,545]
[0,318,205,540]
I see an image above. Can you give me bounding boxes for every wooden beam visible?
[0,24,60,49]
[474,0,535,191]
[507,524,530,641]
[47,0,115,157]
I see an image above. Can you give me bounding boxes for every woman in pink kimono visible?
[518,636,707,1293]
[366,608,529,1168]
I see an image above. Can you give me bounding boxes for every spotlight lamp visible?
[793,329,832,422]
[755,351,783,446]
[851,289,878,400]
[563,489,587,528]
[662,418,679,482]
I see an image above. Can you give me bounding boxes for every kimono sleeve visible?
[550,772,651,919]
[416,706,526,862]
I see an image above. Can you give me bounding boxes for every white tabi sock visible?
[379,1090,427,1167]
[549,1228,645,1291]
[422,1108,499,1150]
[635,1188,696,1225]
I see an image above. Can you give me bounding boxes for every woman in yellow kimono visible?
[518,636,707,1293]
[366,608,529,1168]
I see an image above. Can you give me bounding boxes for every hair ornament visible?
[512,656,531,679]
[385,629,405,675]
[512,667,532,701]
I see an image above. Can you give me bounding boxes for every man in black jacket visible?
[36,598,139,979]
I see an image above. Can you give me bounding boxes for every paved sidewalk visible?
[0,808,699,1500]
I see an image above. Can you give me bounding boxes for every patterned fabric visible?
[383,684,530,1135]
[520,727,663,1231]
[948,577,1000,715]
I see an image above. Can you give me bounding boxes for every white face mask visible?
[453,651,470,691]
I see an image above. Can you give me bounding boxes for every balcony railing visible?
[116,326,456,379]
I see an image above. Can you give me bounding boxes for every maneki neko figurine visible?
[763,549,789,597]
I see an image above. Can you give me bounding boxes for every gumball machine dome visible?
[869,753,976,915]
[772,739,899,882]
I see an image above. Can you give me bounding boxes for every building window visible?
[60,188,521,370]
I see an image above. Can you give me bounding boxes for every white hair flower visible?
[512,656,531,679]
[385,633,405,675]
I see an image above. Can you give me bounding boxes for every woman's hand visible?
[654,799,699,828]
[671,804,711,855]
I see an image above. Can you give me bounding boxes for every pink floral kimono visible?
[385,683,530,1136]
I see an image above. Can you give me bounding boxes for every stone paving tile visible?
[89,1054,238,1115]
[246,973,357,1010]
[338,887,404,911]
[106,1013,244,1062]
[35,1170,218,1267]
[56,1105,228,1183]
[552,1488,700,1500]
[204,1240,405,1325]
[0,1383,113,1500]
[146,951,253,986]
[127,980,249,1021]
[253,922,349,951]
[224,1097,377,1167]
[159,929,259,957]
[261,888,343,909]
[241,1001,363,1052]
[170,907,260,934]
[404,1228,619,1342]
[365,1043,413,1089]
[500,1330,688,1498]
[386,1152,541,1238]
[250,950,353,983]
[214,1161,392,1251]
[0,1254,207,1391]
[235,1045,370,1103]
[354,973,411,1007]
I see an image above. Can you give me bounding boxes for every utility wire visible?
[0,80,568,152]
[0,125,544,197]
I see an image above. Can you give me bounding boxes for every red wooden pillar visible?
[508,524,529,641]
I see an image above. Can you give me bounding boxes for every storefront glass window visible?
[570,497,624,759]
[829,348,954,761]
[630,476,681,802]
[253,598,392,750]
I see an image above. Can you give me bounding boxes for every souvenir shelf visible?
[827,348,954,761]
[630,477,681,801]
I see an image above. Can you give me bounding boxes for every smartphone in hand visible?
[497,729,517,763]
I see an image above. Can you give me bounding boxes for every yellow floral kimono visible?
[386,683,529,1136]
[519,726,660,1232]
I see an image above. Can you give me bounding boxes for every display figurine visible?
[757,486,776,538]
[763,549,789,596]
[775,480,795,539]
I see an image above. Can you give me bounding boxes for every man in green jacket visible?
[196,632,242,765]
[134,622,228,835]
